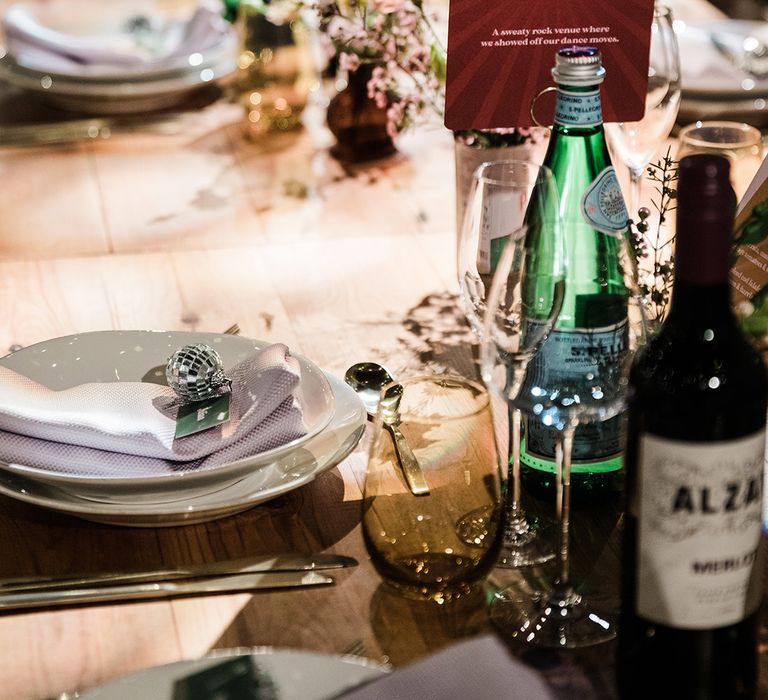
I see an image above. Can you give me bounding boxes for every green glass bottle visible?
[521,47,629,503]
[222,0,240,23]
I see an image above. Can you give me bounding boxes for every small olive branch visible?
[627,147,678,326]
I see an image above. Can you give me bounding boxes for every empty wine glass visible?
[482,221,646,647]
[605,4,681,214]
[457,160,566,568]
[677,120,763,198]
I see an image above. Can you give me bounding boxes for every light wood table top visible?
[0,0,765,695]
[0,87,522,699]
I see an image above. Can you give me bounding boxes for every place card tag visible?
[731,154,768,314]
[444,0,655,130]
[174,394,231,439]
[172,657,265,700]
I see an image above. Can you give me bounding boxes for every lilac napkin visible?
[0,344,309,478]
[340,636,555,700]
[2,3,231,76]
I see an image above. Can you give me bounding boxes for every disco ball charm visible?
[166,343,231,402]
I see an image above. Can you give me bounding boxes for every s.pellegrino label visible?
[636,432,765,629]
[522,320,627,473]
[554,89,602,127]
[581,167,629,235]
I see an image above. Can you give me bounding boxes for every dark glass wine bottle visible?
[521,47,628,503]
[617,154,767,700]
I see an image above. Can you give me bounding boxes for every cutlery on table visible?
[344,362,430,496]
[0,553,357,593]
[0,116,184,147]
[709,29,768,79]
[0,570,334,610]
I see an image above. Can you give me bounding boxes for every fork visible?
[339,639,366,657]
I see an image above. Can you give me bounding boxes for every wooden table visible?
[0,0,765,697]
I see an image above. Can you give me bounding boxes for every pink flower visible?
[395,5,419,30]
[373,0,405,13]
[383,38,398,60]
[371,66,388,81]
[387,101,403,125]
[338,52,361,72]
[406,46,429,72]
[326,16,354,41]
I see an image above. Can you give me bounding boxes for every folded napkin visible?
[0,343,309,478]
[340,635,555,700]
[2,2,230,76]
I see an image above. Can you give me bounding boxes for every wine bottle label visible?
[478,189,525,274]
[636,432,766,630]
[581,167,629,234]
[521,321,627,473]
[553,89,602,127]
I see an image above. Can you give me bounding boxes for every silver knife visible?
[0,553,356,594]
[0,570,333,610]
[0,117,182,147]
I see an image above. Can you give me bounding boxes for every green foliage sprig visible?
[628,148,678,327]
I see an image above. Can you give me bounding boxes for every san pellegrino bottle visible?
[617,154,767,699]
[521,47,629,502]
[222,0,239,22]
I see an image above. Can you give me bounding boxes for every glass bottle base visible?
[521,466,622,505]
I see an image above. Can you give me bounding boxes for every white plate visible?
[0,372,364,526]
[3,0,228,66]
[0,51,236,114]
[0,331,335,502]
[78,648,388,699]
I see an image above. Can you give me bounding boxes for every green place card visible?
[174,394,231,439]
[172,657,264,700]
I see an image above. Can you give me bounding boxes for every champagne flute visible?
[605,4,681,214]
[457,160,566,568]
[482,223,646,647]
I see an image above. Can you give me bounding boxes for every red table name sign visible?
[444,0,655,130]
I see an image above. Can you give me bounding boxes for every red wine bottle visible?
[617,154,767,700]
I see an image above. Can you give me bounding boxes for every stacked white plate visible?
[0,331,366,527]
[0,2,239,113]
[678,19,768,127]
[79,649,389,699]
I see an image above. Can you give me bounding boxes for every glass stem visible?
[504,363,530,533]
[511,408,522,507]
[554,423,578,599]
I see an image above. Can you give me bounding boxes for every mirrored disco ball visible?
[166,343,230,402]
